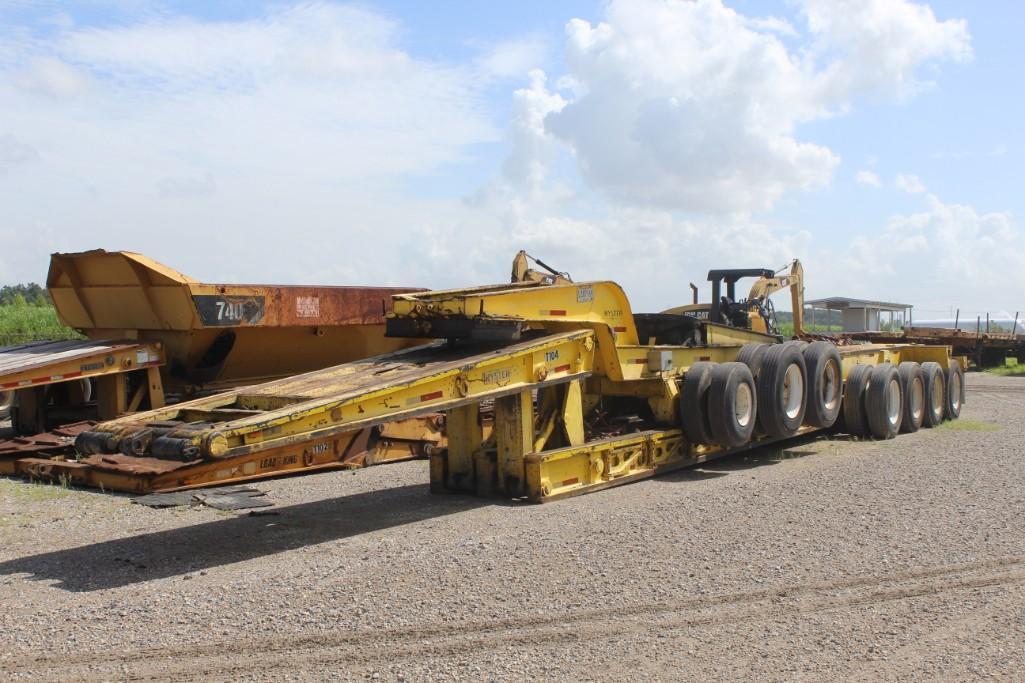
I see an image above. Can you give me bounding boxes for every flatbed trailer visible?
[73,273,967,501]
[843,326,1025,368]
[0,339,166,433]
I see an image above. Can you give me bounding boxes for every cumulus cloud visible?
[0,0,1004,319]
[816,193,1023,312]
[800,0,972,101]
[896,173,927,194]
[529,0,970,213]
[475,36,548,80]
[856,170,881,187]
[500,69,567,193]
[0,3,503,282]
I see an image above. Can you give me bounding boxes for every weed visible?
[0,478,72,502]
[935,420,1001,432]
[984,358,1025,378]
[0,302,83,346]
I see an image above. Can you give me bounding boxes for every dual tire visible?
[682,340,835,447]
[843,360,964,439]
[680,362,757,448]
[738,341,841,433]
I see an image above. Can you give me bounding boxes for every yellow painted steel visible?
[81,330,597,461]
[388,280,963,502]
[75,257,965,502]
[0,340,164,389]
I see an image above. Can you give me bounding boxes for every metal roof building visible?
[804,296,913,333]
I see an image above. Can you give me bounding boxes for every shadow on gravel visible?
[0,483,489,592]
[662,433,824,480]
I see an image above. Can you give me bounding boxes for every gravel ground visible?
[1,372,1024,681]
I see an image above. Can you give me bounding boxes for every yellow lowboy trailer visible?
[75,267,967,501]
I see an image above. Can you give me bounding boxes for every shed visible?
[804,296,912,333]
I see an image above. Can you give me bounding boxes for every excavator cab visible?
[703,261,805,337]
[707,268,777,333]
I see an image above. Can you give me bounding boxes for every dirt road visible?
[2,373,1024,681]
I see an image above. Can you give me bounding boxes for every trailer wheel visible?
[920,362,946,428]
[680,362,716,445]
[841,364,872,437]
[736,343,769,380]
[0,390,12,421]
[945,362,965,420]
[756,344,807,437]
[866,364,902,439]
[708,362,757,448]
[897,362,925,433]
[803,342,842,428]
[783,340,808,350]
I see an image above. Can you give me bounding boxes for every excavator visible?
[664,260,805,337]
[514,251,805,338]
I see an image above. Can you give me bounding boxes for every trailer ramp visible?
[35,331,593,493]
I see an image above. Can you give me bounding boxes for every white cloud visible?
[815,194,1024,313]
[15,56,92,97]
[529,0,969,214]
[895,173,926,194]
[746,16,799,38]
[856,170,881,187]
[475,36,547,79]
[0,0,1005,321]
[497,69,567,195]
[800,0,972,101]
[0,3,503,283]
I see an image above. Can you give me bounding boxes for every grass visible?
[0,302,83,347]
[984,358,1025,377]
[0,477,73,502]
[778,323,842,337]
[935,420,1002,432]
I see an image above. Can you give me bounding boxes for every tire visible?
[756,344,807,437]
[866,363,902,439]
[921,362,946,428]
[842,364,872,437]
[736,343,769,380]
[707,362,757,448]
[945,362,965,420]
[897,362,925,433]
[783,340,809,350]
[680,362,716,445]
[803,341,843,428]
[0,390,12,421]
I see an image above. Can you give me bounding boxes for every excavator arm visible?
[746,260,804,336]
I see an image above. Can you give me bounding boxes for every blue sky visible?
[0,0,1021,317]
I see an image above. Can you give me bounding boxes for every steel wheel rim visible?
[782,364,804,420]
[910,377,924,421]
[735,382,753,428]
[931,377,944,414]
[950,373,962,410]
[886,378,901,427]
[821,361,840,411]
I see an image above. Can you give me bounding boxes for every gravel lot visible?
[1,372,1024,681]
